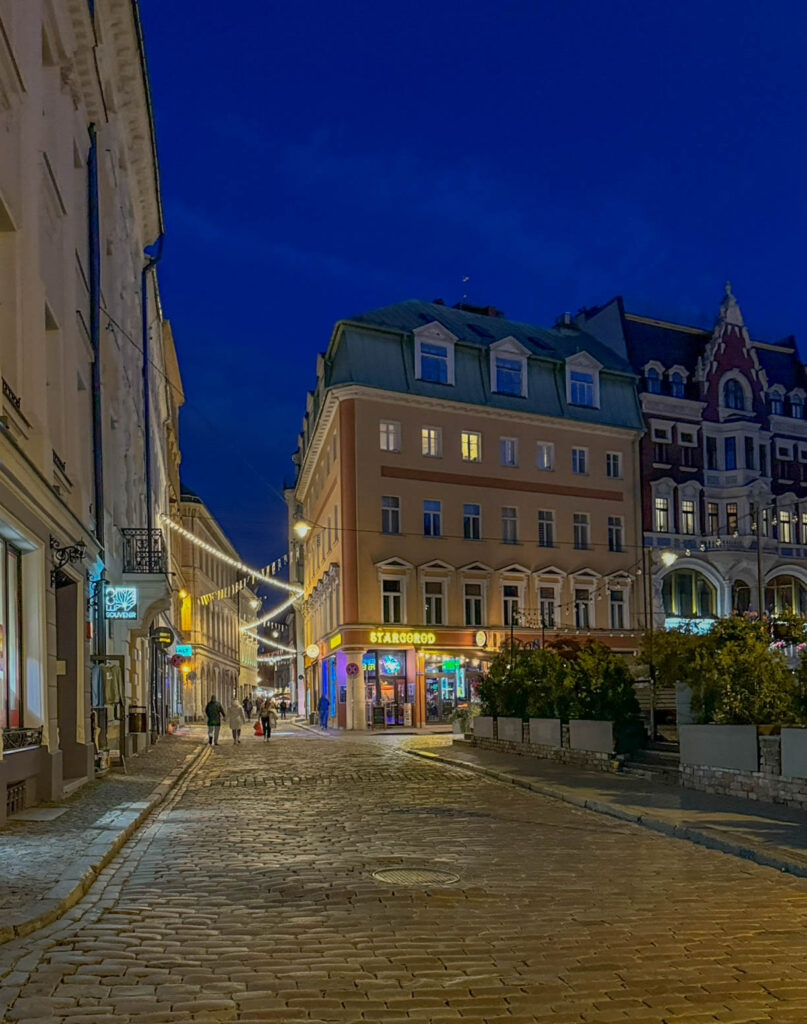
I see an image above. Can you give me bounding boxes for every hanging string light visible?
[243,631,296,653]
[240,593,298,632]
[160,514,302,594]
[258,653,294,664]
[200,554,290,605]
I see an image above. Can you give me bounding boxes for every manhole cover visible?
[371,867,459,886]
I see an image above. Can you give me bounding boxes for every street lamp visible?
[294,519,311,539]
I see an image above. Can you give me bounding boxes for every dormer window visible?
[670,372,685,398]
[790,392,805,419]
[565,351,602,408]
[724,379,745,411]
[646,368,661,394]
[413,322,457,385]
[770,390,784,416]
[489,336,528,398]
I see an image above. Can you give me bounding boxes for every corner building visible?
[292,300,645,729]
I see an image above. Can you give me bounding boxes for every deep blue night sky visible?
[140,0,806,567]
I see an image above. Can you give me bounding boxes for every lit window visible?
[423,499,441,537]
[379,421,401,452]
[501,507,518,544]
[461,431,482,462]
[680,499,696,534]
[606,452,621,478]
[494,356,524,396]
[727,503,738,534]
[779,510,793,543]
[381,496,400,535]
[421,426,442,457]
[572,447,587,474]
[500,437,518,466]
[646,368,661,394]
[654,497,669,533]
[538,510,554,548]
[707,503,719,535]
[463,503,481,540]
[607,516,623,552]
[573,513,590,550]
[419,343,449,383]
[570,371,594,406]
[536,442,554,470]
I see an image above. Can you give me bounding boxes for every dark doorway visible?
[55,573,87,779]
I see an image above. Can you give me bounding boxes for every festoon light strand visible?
[240,594,298,632]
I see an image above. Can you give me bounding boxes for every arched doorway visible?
[662,568,717,620]
[732,580,752,615]
[765,574,807,616]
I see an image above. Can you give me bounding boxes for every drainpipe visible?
[140,239,163,547]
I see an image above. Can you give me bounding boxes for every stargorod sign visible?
[368,629,436,646]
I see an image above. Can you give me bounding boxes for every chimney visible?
[452,301,504,318]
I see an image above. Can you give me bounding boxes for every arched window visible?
[662,570,716,619]
[764,575,807,616]
[792,396,804,419]
[670,372,685,398]
[770,391,784,416]
[732,580,751,614]
[646,368,661,394]
[724,378,745,410]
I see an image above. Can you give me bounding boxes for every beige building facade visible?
[292,301,645,730]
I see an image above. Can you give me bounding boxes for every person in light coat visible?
[226,699,247,744]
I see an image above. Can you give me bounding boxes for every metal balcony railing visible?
[3,726,43,752]
[121,528,167,574]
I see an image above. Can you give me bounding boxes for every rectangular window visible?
[654,497,669,533]
[382,579,402,624]
[679,430,696,445]
[760,445,768,476]
[501,507,518,544]
[707,502,719,536]
[381,496,400,535]
[499,437,518,467]
[461,430,482,462]
[539,587,556,627]
[572,447,587,474]
[653,442,669,464]
[607,515,623,552]
[464,582,483,626]
[538,510,555,548]
[379,420,401,452]
[727,503,738,535]
[573,513,590,550]
[2,544,21,729]
[424,581,444,625]
[609,590,625,629]
[536,442,554,471]
[777,444,793,461]
[333,505,339,541]
[801,511,807,544]
[423,499,441,537]
[574,588,591,629]
[606,452,622,478]
[421,426,442,457]
[706,436,717,470]
[420,342,449,383]
[570,371,594,406]
[680,445,695,467]
[725,436,737,470]
[463,503,481,540]
[495,356,523,395]
[680,499,696,535]
[779,510,793,543]
[502,584,519,627]
[745,436,755,469]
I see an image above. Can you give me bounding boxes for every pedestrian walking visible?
[279,699,287,720]
[227,699,247,743]
[260,700,277,741]
[242,696,252,721]
[204,695,226,746]
[318,691,329,729]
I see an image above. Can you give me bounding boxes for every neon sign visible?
[104,586,138,620]
[368,629,436,645]
[380,654,403,675]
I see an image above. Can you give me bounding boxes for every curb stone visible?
[405,747,807,880]
[0,740,208,946]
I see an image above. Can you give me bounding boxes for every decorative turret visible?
[718,280,744,328]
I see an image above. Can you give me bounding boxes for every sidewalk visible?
[406,735,807,879]
[0,727,206,944]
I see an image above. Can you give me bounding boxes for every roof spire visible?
[719,280,744,327]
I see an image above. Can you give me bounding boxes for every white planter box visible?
[497,717,524,743]
[569,719,614,754]
[529,718,562,747]
[679,724,758,772]
[473,716,494,739]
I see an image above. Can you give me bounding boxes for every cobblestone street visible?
[4,728,807,1023]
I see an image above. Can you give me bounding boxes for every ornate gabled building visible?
[578,284,807,625]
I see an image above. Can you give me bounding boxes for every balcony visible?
[121,528,167,574]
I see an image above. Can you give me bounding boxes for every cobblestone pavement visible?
[5,727,807,1022]
[0,730,201,916]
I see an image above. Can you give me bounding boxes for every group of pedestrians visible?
[203,694,283,745]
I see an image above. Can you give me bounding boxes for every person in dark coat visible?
[204,695,226,746]
[318,692,329,729]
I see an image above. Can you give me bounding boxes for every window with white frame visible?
[463,503,481,540]
[381,578,403,624]
[500,437,518,466]
[679,429,697,446]
[723,378,746,410]
[424,580,445,625]
[607,515,623,552]
[792,394,805,419]
[606,452,621,478]
[501,507,518,544]
[494,356,524,395]
[502,584,520,626]
[670,372,685,398]
[539,586,556,627]
[536,442,554,470]
[421,426,442,457]
[654,496,669,533]
[379,420,401,452]
[418,343,450,383]
[566,353,601,408]
[381,496,400,534]
[574,587,592,628]
[645,367,661,394]
[573,513,590,550]
[777,442,794,461]
[423,499,441,537]
[770,389,785,416]
[680,499,696,534]
[463,581,484,626]
[572,447,588,474]
[537,510,554,547]
[461,430,482,462]
[609,589,625,629]
[779,510,793,543]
